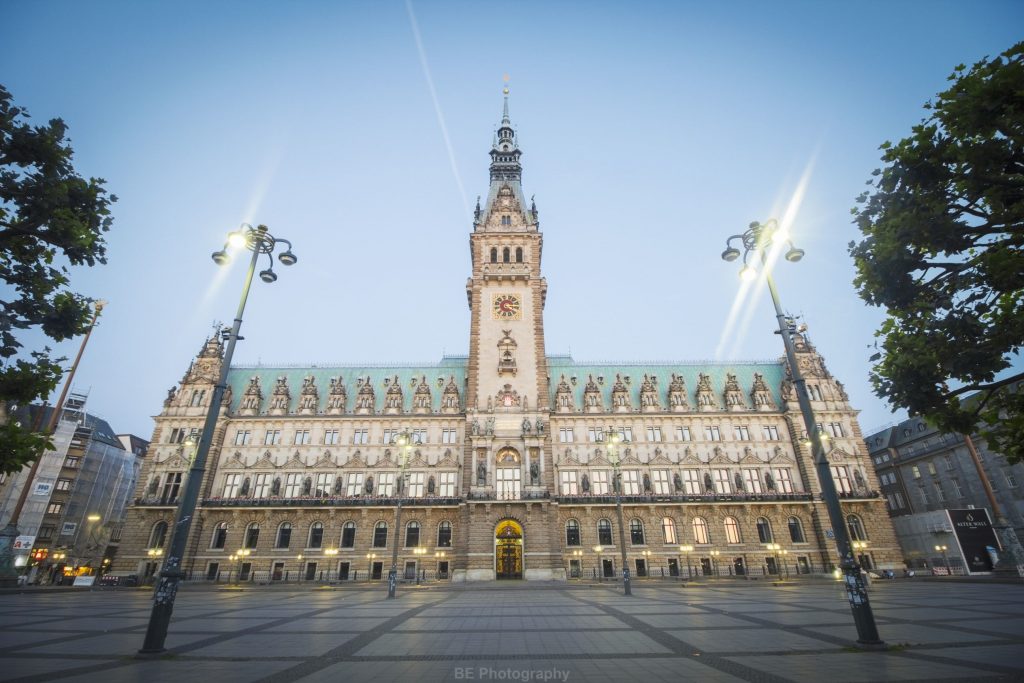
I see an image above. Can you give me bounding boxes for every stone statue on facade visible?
[477,461,487,485]
[530,462,539,484]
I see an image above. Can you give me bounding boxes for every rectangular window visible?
[560,470,579,495]
[651,469,670,495]
[1006,472,1018,488]
[284,473,303,497]
[647,427,663,442]
[705,426,722,441]
[676,426,692,441]
[162,472,183,502]
[591,470,609,495]
[382,429,397,445]
[772,468,794,493]
[621,470,640,495]
[933,481,946,502]
[234,430,251,446]
[294,429,311,445]
[46,502,63,515]
[222,473,241,498]
[827,422,845,438]
[952,478,964,498]
[742,468,762,494]
[56,478,72,492]
[559,428,575,443]
[324,429,339,445]
[439,471,457,497]
[927,461,937,476]
[733,426,750,441]
[347,473,364,497]
[893,491,905,508]
[713,469,731,493]
[912,465,922,479]
[763,425,781,441]
[412,429,428,444]
[378,472,395,497]
[442,428,458,444]
[253,473,271,498]
[264,430,281,446]
[619,427,633,443]
[943,453,954,470]
[353,429,369,445]
[37,525,55,541]
[314,473,333,497]
[831,466,852,494]
[808,385,823,401]
[64,456,81,469]
[918,486,929,506]
[588,427,604,442]
[408,472,425,497]
[682,469,701,494]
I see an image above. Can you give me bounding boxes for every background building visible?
[115,96,900,583]
[866,414,1024,573]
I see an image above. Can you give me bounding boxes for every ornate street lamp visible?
[722,218,883,647]
[709,549,720,577]
[934,544,949,575]
[387,430,414,598]
[140,223,296,654]
[606,427,631,596]
[679,544,694,580]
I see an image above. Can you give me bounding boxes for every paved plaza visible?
[1,579,1023,682]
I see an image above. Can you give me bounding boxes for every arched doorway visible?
[495,519,524,580]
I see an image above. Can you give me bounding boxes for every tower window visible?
[501,215,511,226]
[515,247,523,263]
[490,247,498,263]
[503,247,510,263]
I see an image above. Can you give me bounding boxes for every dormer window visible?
[501,215,511,226]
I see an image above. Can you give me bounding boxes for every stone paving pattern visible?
[1,580,1022,682]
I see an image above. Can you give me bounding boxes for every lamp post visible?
[435,550,446,580]
[679,544,694,580]
[709,550,720,577]
[593,545,603,580]
[387,430,414,598]
[722,219,882,647]
[934,544,949,575]
[366,552,376,581]
[324,548,338,581]
[605,427,631,596]
[140,223,296,654]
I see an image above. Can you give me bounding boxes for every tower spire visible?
[477,78,536,232]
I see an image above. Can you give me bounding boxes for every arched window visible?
[307,521,324,549]
[515,247,523,263]
[149,521,168,549]
[597,518,613,546]
[437,520,452,548]
[276,522,292,549]
[210,522,227,549]
[629,519,645,545]
[756,517,773,544]
[566,519,581,546]
[341,521,356,548]
[724,516,741,544]
[788,516,806,543]
[244,522,260,549]
[692,517,710,545]
[503,247,510,263]
[373,521,388,548]
[490,247,498,263]
[405,521,420,547]
[662,517,677,544]
[847,514,868,541]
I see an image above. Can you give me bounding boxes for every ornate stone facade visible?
[116,93,899,583]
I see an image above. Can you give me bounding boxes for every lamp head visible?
[278,250,297,266]
[721,247,741,263]
[212,250,230,266]
[785,246,805,262]
[739,265,758,282]
[87,514,101,522]
[227,231,247,249]
[259,268,278,284]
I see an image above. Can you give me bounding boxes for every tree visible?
[0,85,115,473]
[850,42,1024,463]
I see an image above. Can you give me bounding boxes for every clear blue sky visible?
[2,0,1021,439]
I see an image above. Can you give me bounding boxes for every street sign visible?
[13,535,35,550]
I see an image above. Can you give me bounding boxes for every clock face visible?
[492,293,522,320]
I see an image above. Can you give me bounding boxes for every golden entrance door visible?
[495,520,523,580]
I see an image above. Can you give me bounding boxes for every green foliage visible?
[0,84,114,474]
[850,42,1024,463]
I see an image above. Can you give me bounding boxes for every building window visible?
[597,519,613,546]
[682,469,701,494]
[676,426,692,441]
[927,461,937,476]
[559,428,575,443]
[617,427,634,442]
[952,478,965,498]
[588,427,604,442]
[788,516,805,543]
[276,522,292,549]
[591,470,609,495]
[560,471,579,495]
[234,430,251,446]
[347,473,364,497]
[566,519,581,546]
[763,425,780,441]
[244,523,260,549]
[503,246,511,261]
[490,247,498,263]
[918,486,930,506]
[162,472,183,503]
[307,522,324,549]
[705,426,722,441]
[772,468,793,493]
[264,429,281,446]
[56,478,72,492]
[911,465,922,479]
[756,517,773,543]
[1006,472,1019,489]
[692,517,710,545]
[378,472,395,497]
[651,470,670,495]
[724,516,741,544]
[353,429,369,445]
[662,517,677,544]
[284,473,303,497]
[149,521,168,548]
[502,216,511,227]
[211,522,228,549]
[847,514,868,541]
[437,521,452,547]
[382,429,397,445]
[340,522,356,548]
[441,428,458,444]
[933,481,946,501]
[515,246,523,262]
[621,470,640,495]
[37,525,55,541]
[222,474,241,498]
[831,465,852,494]
[405,521,420,547]
[439,472,456,497]
[408,472,425,497]
[629,519,645,545]
[742,468,762,493]
[943,453,954,470]
[64,456,81,469]
[647,427,663,442]
[733,426,750,441]
[294,429,311,445]
[412,429,427,444]
[314,473,333,497]
[324,429,339,445]
[826,422,845,438]
[808,385,823,401]
[373,521,388,548]
[253,473,272,498]
[713,469,731,494]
